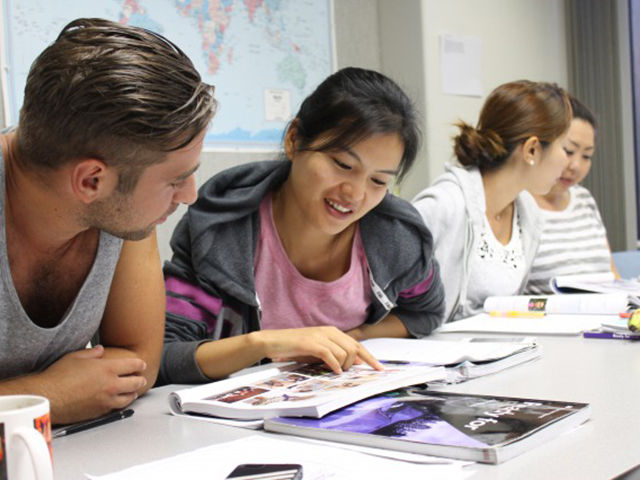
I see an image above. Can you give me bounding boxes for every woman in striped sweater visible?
[525,95,620,295]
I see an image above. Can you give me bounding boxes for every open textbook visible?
[169,363,445,422]
[550,272,640,301]
[264,389,591,464]
[361,338,541,384]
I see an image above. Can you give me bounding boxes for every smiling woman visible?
[277,133,403,245]
[157,67,446,385]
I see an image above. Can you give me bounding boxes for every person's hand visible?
[40,345,147,424]
[251,326,383,374]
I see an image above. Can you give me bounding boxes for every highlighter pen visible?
[53,409,134,438]
[629,309,640,332]
[489,311,545,318]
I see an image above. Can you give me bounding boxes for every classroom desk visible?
[53,333,640,479]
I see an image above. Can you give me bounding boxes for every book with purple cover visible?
[264,389,590,464]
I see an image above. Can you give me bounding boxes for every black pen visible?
[53,409,134,438]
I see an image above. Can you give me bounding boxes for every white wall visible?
[380,0,568,201]
[377,0,428,200]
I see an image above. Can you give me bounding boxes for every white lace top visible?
[466,207,527,312]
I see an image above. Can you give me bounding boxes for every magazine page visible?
[170,363,445,420]
[483,293,629,315]
[265,390,590,464]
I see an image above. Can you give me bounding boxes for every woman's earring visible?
[528,159,535,166]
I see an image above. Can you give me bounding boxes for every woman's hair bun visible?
[452,81,571,172]
[453,121,507,169]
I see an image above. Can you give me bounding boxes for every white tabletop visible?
[53,332,640,479]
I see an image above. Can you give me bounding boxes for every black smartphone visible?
[225,463,303,479]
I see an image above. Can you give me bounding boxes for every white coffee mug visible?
[0,395,53,480]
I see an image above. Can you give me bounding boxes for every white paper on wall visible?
[440,34,483,97]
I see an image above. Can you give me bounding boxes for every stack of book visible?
[169,338,590,464]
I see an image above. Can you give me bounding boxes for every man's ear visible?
[284,119,299,160]
[71,159,111,204]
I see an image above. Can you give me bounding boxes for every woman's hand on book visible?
[250,327,384,374]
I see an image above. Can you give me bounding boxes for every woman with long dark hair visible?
[159,68,445,384]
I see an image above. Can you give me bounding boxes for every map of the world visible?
[2,0,334,150]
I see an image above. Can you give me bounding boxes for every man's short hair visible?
[17,18,217,193]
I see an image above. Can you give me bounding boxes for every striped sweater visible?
[525,185,612,294]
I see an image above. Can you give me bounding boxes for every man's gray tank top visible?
[0,144,123,380]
